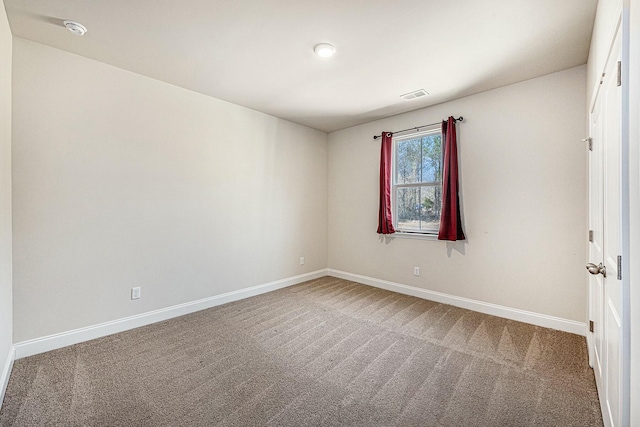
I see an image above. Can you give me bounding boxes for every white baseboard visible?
[328,269,586,336]
[14,269,328,359]
[1,345,15,405]
[12,267,585,360]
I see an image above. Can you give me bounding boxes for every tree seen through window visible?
[394,131,442,233]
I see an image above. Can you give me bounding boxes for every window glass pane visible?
[396,187,421,231]
[396,185,442,233]
[393,130,443,234]
[396,138,421,184]
[421,134,443,182]
[419,185,442,233]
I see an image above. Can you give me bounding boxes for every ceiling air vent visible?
[400,89,429,101]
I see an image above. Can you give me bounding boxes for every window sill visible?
[389,232,439,241]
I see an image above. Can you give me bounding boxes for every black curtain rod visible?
[372,116,464,140]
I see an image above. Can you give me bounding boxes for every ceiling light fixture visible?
[63,20,87,36]
[314,43,335,58]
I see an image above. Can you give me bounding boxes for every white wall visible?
[328,66,587,322]
[0,0,13,397]
[11,38,328,343]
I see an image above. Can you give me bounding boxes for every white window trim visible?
[390,231,439,240]
[391,126,442,236]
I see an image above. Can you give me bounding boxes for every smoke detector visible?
[400,89,429,101]
[63,20,87,36]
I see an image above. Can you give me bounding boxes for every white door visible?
[589,69,605,387]
[588,22,623,427]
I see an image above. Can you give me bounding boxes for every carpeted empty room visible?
[3,0,639,425]
[0,277,602,426]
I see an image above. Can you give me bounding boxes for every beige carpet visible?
[1,277,603,426]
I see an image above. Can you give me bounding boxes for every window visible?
[393,128,443,234]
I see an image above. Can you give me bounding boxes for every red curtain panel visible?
[438,117,466,241]
[377,132,396,234]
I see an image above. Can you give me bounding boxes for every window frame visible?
[391,126,443,236]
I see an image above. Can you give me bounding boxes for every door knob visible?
[586,262,606,277]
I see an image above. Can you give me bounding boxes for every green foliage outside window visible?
[394,132,442,233]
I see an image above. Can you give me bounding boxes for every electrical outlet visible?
[300,257,305,266]
[131,287,141,300]
[413,267,420,276]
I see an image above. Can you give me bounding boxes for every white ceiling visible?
[3,0,597,133]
